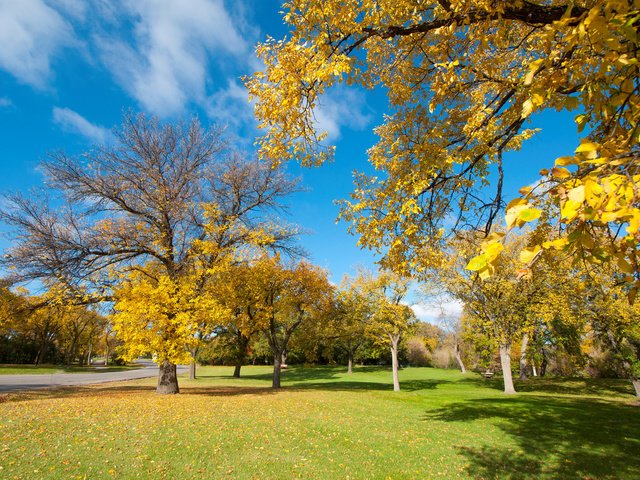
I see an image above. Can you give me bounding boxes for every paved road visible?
[0,362,188,393]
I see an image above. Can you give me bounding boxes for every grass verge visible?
[0,366,638,479]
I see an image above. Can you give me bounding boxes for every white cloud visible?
[0,0,75,88]
[206,79,254,129]
[0,97,12,108]
[96,0,250,117]
[48,0,87,20]
[410,299,463,324]
[314,87,372,142]
[52,107,112,143]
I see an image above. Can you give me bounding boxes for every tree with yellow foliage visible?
[242,255,333,389]
[440,232,575,393]
[1,114,299,393]
[578,264,640,396]
[246,0,639,293]
[329,279,373,374]
[212,262,270,378]
[353,269,416,391]
[112,264,230,388]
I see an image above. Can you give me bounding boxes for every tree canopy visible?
[246,0,639,293]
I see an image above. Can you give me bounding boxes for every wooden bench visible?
[481,371,494,379]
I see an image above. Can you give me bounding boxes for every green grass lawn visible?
[0,366,638,479]
[0,365,142,375]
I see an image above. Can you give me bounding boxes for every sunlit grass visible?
[1,366,638,479]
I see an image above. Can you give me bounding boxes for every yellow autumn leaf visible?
[478,265,493,280]
[521,98,534,118]
[518,207,542,223]
[542,238,568,250]
[523,58,544,86]
[551,167,571,179]
[584,179,604,208]
[555,156,579,166]
[575,141,599,159]
[567,185,585,204]
[561,200,581,221]
[616,255,634,274]
[483,241,504,262]
[519,245,542,265]
[466,254,488,271]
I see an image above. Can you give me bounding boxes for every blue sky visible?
[0,0,579,321]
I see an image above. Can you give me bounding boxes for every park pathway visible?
[0,361,188,393]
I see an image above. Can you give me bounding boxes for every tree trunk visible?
[66,342,77,368]
[390,336,400,392]
[632,377,640,398]
[157,359,179,394]
[272,353,282,389]
[519,333,529,380]
[35,335,48,365]
[499,343,516,394]
[532,365,537,377]
[67,333,79,368]
[347,353,353,374]
[233,363,242,378]
[188,348,197,380]
[454,342,466,373]
[540,349,548,377]
[86,343,92,366]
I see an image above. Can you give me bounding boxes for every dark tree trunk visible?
[66,340,77,368]
[35,337,47,366]
[347,353,353,374]
[519,332,529,380]
[233,363,242,378]
[499,343,516,394]
[540,349,548,377]
[272,353,283,389]
[157,360,179,394]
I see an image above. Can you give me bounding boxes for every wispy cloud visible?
[206,79,255,129]
[96,0,251,117]
[0,0,75,89]
[0,97,12,108]
[314,87,372,142]
[52,107,112,143]
[49,0,87,21]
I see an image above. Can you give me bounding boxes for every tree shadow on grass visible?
[289,378,448,392]
[457,373,636,398]
[424,396,640,479]
[514,376,635,397]
[181,386,276,397]
[196,366,450,392]
[199,365,350,383]
[0,384,278,403]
